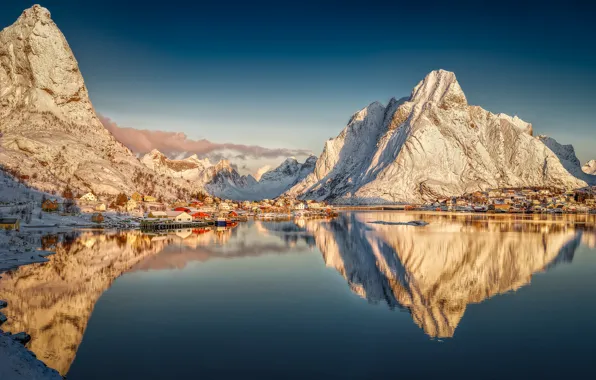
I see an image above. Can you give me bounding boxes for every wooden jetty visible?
[140,219,214,230]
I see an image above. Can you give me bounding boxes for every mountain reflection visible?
[0,213,594,374]
[304,212,592,338]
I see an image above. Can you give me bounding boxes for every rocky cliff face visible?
[0,5,193,199]
[583,160,596,175]
[287,70,593,204]
[304,213,582,338]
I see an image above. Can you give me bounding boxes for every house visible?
[126,199,138,211]
[294,203,305,210]
[0,218,20,231]
[174,207,191,213]
[143,195,157,202]
[218,203,230,211]
[308,202,322,209]
[192,212,211,220]
[42,199,59,212]
[79,193,97,202]
[147,211,168,219]
[95,203,107,211]
[91,213,104,223]
[131,192,143,202]
[165,211,192,222]
[229,211,239,218]
[204,197,214,205]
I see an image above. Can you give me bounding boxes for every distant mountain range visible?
[0,5,594,203]
[140,149,317,200]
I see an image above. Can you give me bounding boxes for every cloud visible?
[99,115,312,159]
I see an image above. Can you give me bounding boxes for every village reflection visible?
[0,213,594,374]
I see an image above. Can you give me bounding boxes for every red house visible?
[192,212,211,220]
[174,207,191,213]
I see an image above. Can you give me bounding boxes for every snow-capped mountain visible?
[287,70,595,204]
[141,149,211,181]
[583,160,596,175]
[141,149,317,200]
[0,5,194,199]
[206,156,317,200]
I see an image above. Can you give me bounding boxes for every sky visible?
[1,0,595,172]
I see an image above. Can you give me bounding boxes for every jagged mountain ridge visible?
[140,149,317,200]
[287,70,595,204]
[0,5,197,199]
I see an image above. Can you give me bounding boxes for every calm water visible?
[1,212,596,379]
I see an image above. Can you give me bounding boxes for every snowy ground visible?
[0,331,62,380]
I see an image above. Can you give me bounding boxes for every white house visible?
[218,202,230,211]
[308,202,322,209]
[147,211,167,219]
[80,193,97,202]
[95,203,107,211]
[294,203,305,210]
[165,211,192,222]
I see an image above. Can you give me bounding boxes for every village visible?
[417,186,596,214]
[2,185,596,233]
[27,189,338,231]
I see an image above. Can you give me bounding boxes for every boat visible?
[473,205,488,213]
[216,217,227,227]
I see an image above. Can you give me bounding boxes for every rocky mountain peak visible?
[149,149,166,158]
[17,4,52,23]
[410,69,467,107]
[0,3,98,127]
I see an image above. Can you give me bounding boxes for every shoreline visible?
[1,309,61,380]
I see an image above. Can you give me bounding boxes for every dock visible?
[140,219,214,230]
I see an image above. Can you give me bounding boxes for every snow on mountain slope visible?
[206,156,317,200]
[141,150,211,181]
[538,136,595,184]
[0,5,195,199]
[583,160,596,175]
[287,70,590,204]
[141,149,318,200]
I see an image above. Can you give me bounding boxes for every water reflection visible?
[0,213,594,374]
[303,212,593,338]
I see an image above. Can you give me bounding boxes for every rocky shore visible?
[0,299,61,380]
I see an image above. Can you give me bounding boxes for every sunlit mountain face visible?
[0,214,594,375]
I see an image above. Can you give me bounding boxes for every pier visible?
[140,219,214,230]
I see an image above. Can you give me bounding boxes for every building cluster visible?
[425,186,596,214]
[55,189,337,226]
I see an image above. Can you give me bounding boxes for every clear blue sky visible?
[2,0,595,165]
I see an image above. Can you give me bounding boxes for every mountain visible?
[141,149,317,200]
[0,5,193,199]
[287,70,594,204]
[584,160,596,175]
[141,149,211,181]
